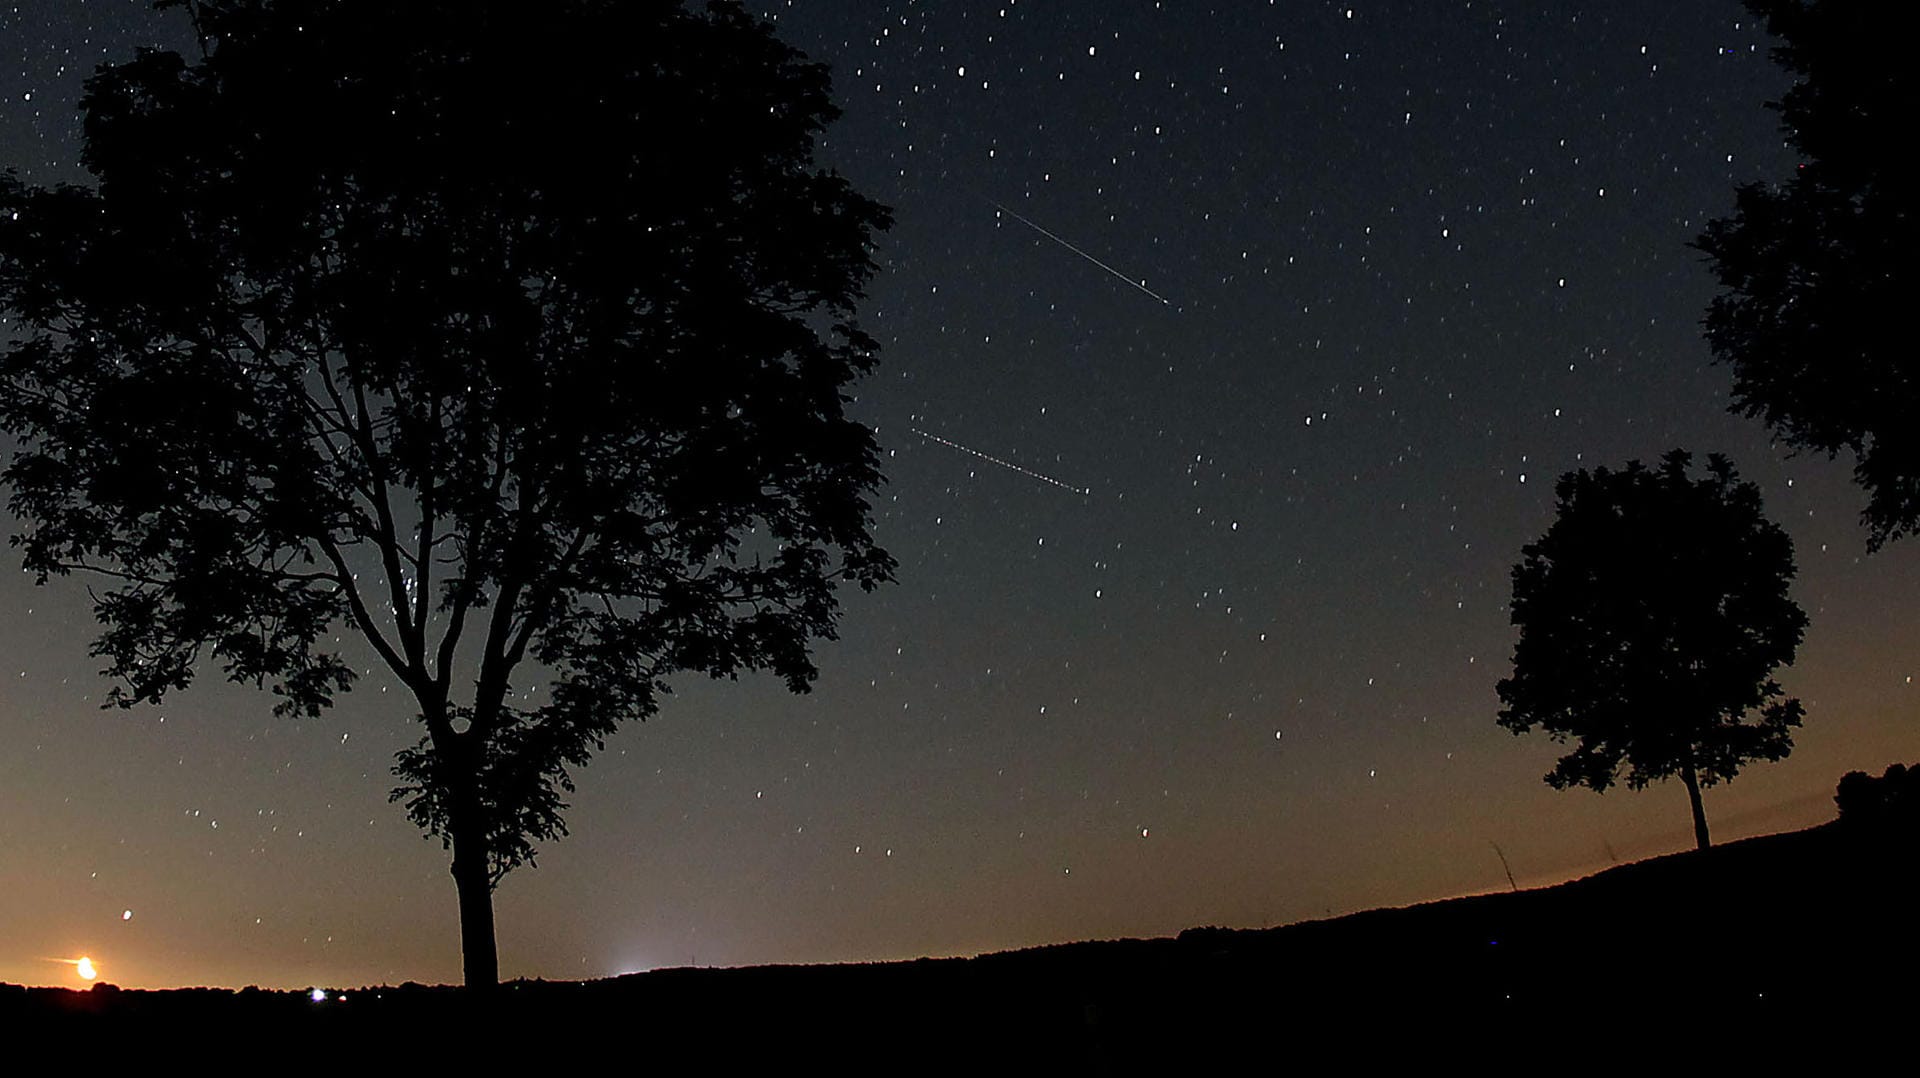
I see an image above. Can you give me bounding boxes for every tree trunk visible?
[1680,759,1711,851]
[450,810,500,988]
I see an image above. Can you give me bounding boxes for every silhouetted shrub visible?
[1834,763,1920,826]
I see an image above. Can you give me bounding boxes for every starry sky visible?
[2,0,1915,991]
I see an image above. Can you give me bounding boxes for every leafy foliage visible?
[1694,0,1920,549]
[1835,763,1920,828]
[1497,451,1807,800]
[0,0,893,898]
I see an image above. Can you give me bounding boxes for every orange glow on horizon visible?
[43,956,100,983]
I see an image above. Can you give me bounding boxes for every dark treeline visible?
[13,778,1917,1068]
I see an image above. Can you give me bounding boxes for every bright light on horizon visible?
[44,955,101,983]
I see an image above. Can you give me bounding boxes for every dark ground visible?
[10,815,1914,1067]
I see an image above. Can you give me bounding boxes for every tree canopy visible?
[1496,451,1807,850]
[1834,762,1920,830]
[1695,0,1920,549]
[0,0,893,985]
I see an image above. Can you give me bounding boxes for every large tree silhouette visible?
[1497,451,1807,850]
[0,0,893,986]
[1694,0,1920,549]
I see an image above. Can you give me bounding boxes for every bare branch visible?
[314,531,416,692]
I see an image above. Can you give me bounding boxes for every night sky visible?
[3,0,1915,990]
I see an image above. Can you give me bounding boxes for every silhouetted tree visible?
[0,0,893,986]
[1694,1,1920,549]
[1835,763,1920,827]
[1497,451,1807,850]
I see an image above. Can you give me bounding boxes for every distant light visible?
[121,910,132,922]
[76,957,97,981]
[310,988,328,1003]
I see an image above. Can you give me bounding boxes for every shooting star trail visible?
[987,200,1171,305]
[911,428,1091,495]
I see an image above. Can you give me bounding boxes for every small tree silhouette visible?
[1695,1,1920,549]
[1497,451,1808,850]
[1835,763,1920,828]
[0,0,892,985]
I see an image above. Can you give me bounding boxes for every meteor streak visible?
[912,428,1090,495]
[988,200,1171,305]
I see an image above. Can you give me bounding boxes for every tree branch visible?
[345,355,423,674]
[431,425,512,698]
[413,394,440,658]
[315,531,416,692]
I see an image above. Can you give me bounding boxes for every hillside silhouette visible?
[11,792,1916,1068]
